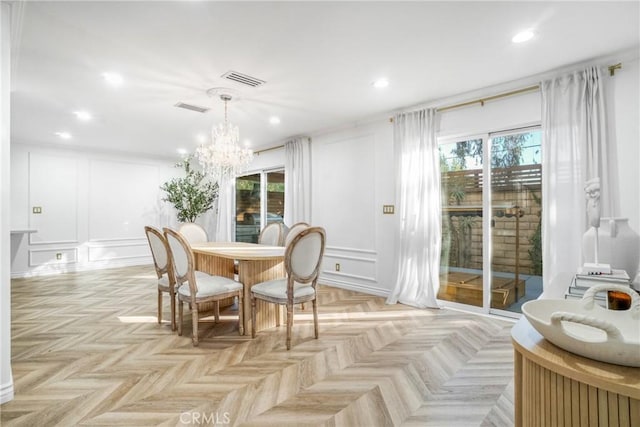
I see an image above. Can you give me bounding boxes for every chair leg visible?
[237,294,244,336]
[170,291,176,332]
[157,290,163,324]
[301,303,305,310]
[312,299,319,339]
[275,303,281,327]
[286,302,294,350]
[191,306,199,347]
[251,295,257,339]
[178,300,184,336]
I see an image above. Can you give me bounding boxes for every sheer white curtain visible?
[386,109,442,308]
[541,66,616,297]
[284,137,311,225]
[214,177,234,242]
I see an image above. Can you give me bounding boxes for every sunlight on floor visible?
[118,316,159,323]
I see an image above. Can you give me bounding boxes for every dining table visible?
[190,241,285,335]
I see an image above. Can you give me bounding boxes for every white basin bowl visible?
[521,284,640,367]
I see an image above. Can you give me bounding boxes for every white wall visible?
[607,58,640,235]
[1,1,14,404]
[607,57,640,283]
[311,120,396,296]
[10,144,184,277]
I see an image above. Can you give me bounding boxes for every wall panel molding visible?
[88,242,150,262]
[88,159,160,242]
[28,239,79,246]
[28,247,78,267]
[320,277,390,298]
[325,245,377,256]
[322,270,377,283]
[88,237,147,244]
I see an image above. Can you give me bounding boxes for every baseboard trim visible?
[0,378,14,404]
[321,277,390,298]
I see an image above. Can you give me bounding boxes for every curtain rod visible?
[389,84,540,122]
[255,144,285,155]
[438,84,540,113]
[389,61,623,121]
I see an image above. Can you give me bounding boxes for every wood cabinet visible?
[512,317,640,426]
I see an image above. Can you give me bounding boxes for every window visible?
[235,169,285,243]
[439,128,542,315]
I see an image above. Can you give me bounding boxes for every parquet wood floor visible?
[2,265,515,426]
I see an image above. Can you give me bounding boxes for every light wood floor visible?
[2,265,515,426]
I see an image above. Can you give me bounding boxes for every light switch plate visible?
[32,206,42,214]
[383,205,395,214]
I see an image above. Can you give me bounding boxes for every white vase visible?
[582,217,640,279]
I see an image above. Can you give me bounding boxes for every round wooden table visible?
[511,317,640,426]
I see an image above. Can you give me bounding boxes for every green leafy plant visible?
[161,156,219,223]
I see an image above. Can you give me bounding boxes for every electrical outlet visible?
[335,263,341,272]
[56,253,62,260]
[383,205,395,214]
[32,206,42,214]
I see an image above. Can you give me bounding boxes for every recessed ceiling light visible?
[269,116,281,125]
[372,78,389,89]
[512,30,534,43]
[73,111,92,121]
[177,148,188,155]
[102,72,123,86]
[55,131,72,139]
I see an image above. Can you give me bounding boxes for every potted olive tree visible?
[161,156,218,223]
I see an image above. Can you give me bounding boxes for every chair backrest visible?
[285,226,326,286]
[284,222,310,247]
[144,226,171,279]
[163,228,197,296]
[259,223,284,246]
[178,223,208,245]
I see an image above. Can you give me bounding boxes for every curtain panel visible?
[214,177,234,242]
[541,66,616,297]
[387,109,442,309]
[284,137,312,226]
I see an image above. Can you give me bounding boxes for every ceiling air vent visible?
[174,102,210,113]
[221,70,266,88]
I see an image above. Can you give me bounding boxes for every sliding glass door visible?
[439,137,485,308]
[438,128,542,314]
[234,169,285,243]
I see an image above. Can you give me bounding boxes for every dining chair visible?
[164,227,244,346]
[178,222,208,245]
[250,226,326,350]
[284,222,310,247]
[144,226,177,331]
[259,222,284,246]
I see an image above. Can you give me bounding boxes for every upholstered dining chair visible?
[259,222,284,246]
[250,226,326,350]
[283,222,310,247]
[163,227,244,346]
[145,226,177,331]
[178,222,208,245]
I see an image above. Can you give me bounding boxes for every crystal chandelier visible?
[196,93,253,181]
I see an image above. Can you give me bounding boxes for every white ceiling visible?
[9,1,640,159]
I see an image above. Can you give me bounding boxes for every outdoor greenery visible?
[440,133,537,171]
[528,190,543,276]
[161,156,219,223]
